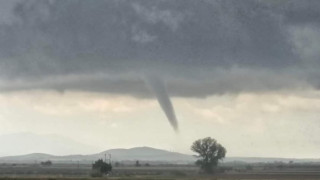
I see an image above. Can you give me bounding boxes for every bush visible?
[92,159,112,176]
[41,160,52,166]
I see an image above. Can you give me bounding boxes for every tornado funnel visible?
[145,75,178,132]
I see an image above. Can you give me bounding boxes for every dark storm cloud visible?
[281,0,320,25]
[0,0,319,97]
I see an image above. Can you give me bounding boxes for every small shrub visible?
[92,159,112,176]
[41,160,52,166]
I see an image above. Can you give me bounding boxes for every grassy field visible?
[1,163,320,180]
[1,176,320,180]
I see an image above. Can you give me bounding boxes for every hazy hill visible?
[0,147,195,163]
[1,146,320,164]
[225,157,320,164]
[0,132,101,156]
[96,147,195,162]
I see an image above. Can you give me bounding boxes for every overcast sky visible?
[0,0,320,158]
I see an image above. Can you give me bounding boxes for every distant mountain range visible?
[1,146,320,164]
[0,132,101,156]
[1,133,320,164]
[0,147,195,164]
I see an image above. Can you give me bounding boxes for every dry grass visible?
[0,175,320,180]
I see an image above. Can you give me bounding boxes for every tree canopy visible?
[92,159,112,176]
[191,137,226,173]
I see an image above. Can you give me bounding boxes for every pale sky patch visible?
[1,90,320,158]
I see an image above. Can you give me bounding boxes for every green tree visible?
[92,159,112,176]
[191,137,226,174]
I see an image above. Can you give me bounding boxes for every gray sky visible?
[0,0,320,158]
